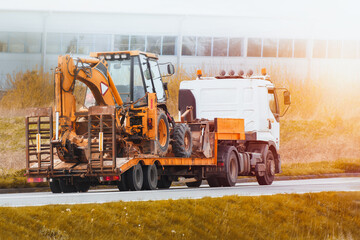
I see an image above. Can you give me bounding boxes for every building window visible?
[162,36,176,55]
[146,36,161,55]
[0,32,8,52]
[213,37,227,56]
[327,40,342,58]
[94,34,111,52]
[46,33,61,54]
[342,40,357,59]
[8,33,26,53]
[130,36,145,51]
[229,38,243,57]
[26,33,41,53]
[263,39,277,57]
[78,34,94,55]
[247,38,262,57]
[313,40,327,58]
[278,39,293,58]
[62,33,78,54]
[294,39,307,58]
[196,37,211,56]
[182,36,196,56]
[114,35,129,51]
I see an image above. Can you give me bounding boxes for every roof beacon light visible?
[229,69,235,76]
[247,69,253,77]
[261,68,267,76]
[238,70,244,76]
[219,70,226,76]
[197,69,202,79]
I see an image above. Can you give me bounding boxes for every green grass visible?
[0,117,25,152]
[0,192,359,239]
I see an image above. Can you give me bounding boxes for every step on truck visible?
[25,51,291,193]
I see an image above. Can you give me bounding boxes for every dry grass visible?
[0,192,359,239]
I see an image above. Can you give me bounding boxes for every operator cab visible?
[92,51,174,106]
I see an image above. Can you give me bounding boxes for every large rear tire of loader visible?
[256,150,275,185]
[157,175,172,189]
[59,179,77,193]
[117,172,129,191]
[156,110,170,157]
[142,164,158,190]
[220,150,239,187]
[172,123,193,157]
[126,163,143,191]
[186,179,202,188]
[49,179,62,193]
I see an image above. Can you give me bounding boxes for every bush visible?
[0,69,53,109]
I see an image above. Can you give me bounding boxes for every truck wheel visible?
[172,123,193,157]
[221,150,239,187]
[126,163,143,191]
[207,177,221,187]
[74,180,90,192]
[186,179,202,188]
[49,179,62,193]
[142,164,158,190]
[59,179,77,193]
[157,175,172,189]
[156,111,170,157]
[117,173,129,191]
[256,150,275,185]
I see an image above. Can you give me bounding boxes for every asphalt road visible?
[0,177,359,207]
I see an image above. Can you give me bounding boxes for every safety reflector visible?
[99,132,103,152]
[99,176,120,182]
[36,133,41,153]
[100,82,109,96]
[27,177,47,183]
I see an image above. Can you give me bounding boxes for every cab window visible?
[148,59,165,102]
[139,54,154,94]
[108,59,131,103]
[133,57,146,106]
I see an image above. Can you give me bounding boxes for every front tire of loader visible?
[156,111,170,157]
[157,175,172,189]
[49,179,62,193]
[172,123,193,158]
[127,163,143,191]
[142,164,158,190]
[256,150,275,185]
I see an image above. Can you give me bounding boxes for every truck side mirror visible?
[167,63,175,75]
[163,82,168,91]
[284,91,291,105]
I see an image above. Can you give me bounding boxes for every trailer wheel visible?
[221,150,239,187]
[59,179,77,193]
[172,123,193,157]
[126,163,143,191]
[142,164,158,190]
[49,179,62,193]
[186,179,202,188]
[207,177,221,187]
[256,150,275,185]
[157,175,172,189]
[74,180,90,192]
[117,172,129,191]
[156,110,170,157]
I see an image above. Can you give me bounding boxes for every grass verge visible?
[0,192,359,239]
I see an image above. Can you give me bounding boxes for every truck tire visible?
[49,179,62,193]
[74,180,90,192]
[221,149,239,187]
[156,110,170,157]
[157,175,172,189]
[207,177,221,187]
[172,123,192,157]
[117,172,129,191]
[126,163,143,191]
[142,164,158,190]
[186,179,202,188]
[256,150,275,185]
[59,179,77,193]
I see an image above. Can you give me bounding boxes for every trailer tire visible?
[207,177,221,187]
[49,179,62,193]
[221,150,239,187]
[256,150,275,185]
[126,163,143,191]
[157,175,172,189]
[156,110,170,157]
[172,123,193,157]
[142,164,158,190]
[59,179,77,193]
[186,179,202,188]
[74,180,90,192]
[117,173,129,191]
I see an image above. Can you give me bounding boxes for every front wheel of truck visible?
[256,150,275,185]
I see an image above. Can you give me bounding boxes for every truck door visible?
[267,89,280,148]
